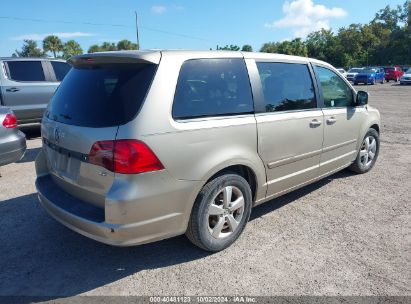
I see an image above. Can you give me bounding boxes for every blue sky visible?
[0,0,406,56]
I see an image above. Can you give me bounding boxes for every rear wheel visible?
[349,129,379,174]
[186,174,252,252]
[395,77,399,82]
[371,78,375,85]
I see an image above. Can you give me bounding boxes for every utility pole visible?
[135,11,140,50]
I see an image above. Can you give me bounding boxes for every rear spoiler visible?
[68,51,161,67]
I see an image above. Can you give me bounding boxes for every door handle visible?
[310,119,322,127]
[326,117,337,124]
[6,87,20,92]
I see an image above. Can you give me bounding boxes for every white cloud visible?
[11,32,95,41]
[265,0,347,38]
[151,5,167,14]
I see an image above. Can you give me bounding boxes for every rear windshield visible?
[46,63,157,127]
[348,68,362,73]
[384,67,395,71]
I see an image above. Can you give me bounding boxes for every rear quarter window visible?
[172,59,253,119]
[6,61,46,81]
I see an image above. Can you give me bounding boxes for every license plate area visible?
[43,138,87,180]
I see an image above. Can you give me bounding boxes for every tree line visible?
[13,36,139,59]
[12,1,410,67]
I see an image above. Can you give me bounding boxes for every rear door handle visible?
[6,87,20,92]
[326,117,337,124]
[310,119,322,127]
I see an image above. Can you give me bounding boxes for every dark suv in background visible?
[0,58,70,125]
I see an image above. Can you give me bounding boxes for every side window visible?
[314,66,354,108]
[51,61,71,81]
[256,62,316,112]
[172,59,253,119]
[6,61,46,81]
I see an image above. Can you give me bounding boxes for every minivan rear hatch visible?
[41,51,159,208]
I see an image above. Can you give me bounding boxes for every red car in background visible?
[384,66,404,82]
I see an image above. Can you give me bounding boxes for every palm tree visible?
[43,35,63,58]
[62,40,83,59]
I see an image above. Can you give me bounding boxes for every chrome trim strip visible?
[267,149,322,169]
[267,139,356,169]
[322,139,357,153]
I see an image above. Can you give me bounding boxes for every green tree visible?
[13,40,46,57]
[43,35,63,58]
[88,44,101,53]
[117,39,139,50]
[62,40,83,59]
[241,44,253,52]
[100,42,118,51]
[260,42,278,53]
[217,44,240,51]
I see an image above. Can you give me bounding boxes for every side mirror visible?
[356,91,368,106]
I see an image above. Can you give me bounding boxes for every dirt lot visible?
[0,83,410,297]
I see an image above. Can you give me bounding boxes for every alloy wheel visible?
[359,136,377,168]
[207,186,245,239]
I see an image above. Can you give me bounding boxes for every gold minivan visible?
[35,50,380,251]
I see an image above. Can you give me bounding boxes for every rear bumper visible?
[0,130,26,166]
[35,163,202,246]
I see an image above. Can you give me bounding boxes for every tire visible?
[186,173,252,252]
[349,128,380,174]
[395,77,398,82]
[371,78,375,85]
[354,82,358,85]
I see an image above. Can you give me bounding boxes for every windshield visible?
[384,67,395,71]
[406,68,411,74]
[363,69,377,73]
[348,68,362,73]
[46,63,157,127]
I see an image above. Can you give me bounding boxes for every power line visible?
[0,15,212,42]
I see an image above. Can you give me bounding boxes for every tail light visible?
[88,139,164,174]
[2,113,18,128]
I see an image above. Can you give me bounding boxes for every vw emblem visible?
[54,127,60,143]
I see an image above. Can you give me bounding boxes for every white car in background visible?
[400,68,411,85]
[336,68,347,78]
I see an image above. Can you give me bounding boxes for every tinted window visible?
[256,62,316,112]
[7,61,45,81]
[51,61,71,81]
[46,64,157,127]
[314,66,354,108]
[172,59,253,119]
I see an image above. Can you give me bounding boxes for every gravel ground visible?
[0,83,410,298]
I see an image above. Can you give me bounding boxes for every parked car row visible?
[337,65,409,85]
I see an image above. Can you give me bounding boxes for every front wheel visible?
[349,128,380,174]
[186,174,252,252]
